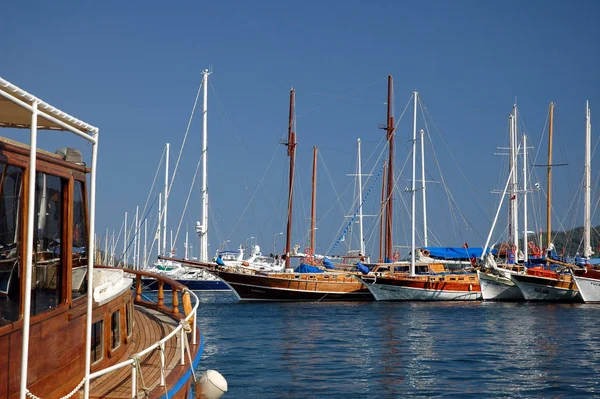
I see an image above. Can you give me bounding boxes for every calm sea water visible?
[192,292,600,398]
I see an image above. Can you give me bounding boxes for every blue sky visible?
[2,1,599,260]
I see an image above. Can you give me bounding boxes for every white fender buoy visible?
[196,370,228,399]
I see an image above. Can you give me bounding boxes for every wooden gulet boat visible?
[0,77,226,399]
[355,83,482,301]
[509,103,580,302]
[212,88,372,301]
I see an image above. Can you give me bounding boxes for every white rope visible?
[131,353,150,397]
[172,157,202,249]
[25,376,87,399]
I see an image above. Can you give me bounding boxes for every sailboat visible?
[477,104,526,301]
[0,76,225,399]
[356,88,482,301]
[213,88,372,301]
[142,70,228,291]
[569,101,600,302]
[510,102,581,302]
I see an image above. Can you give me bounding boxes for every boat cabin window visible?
[0,163,22,322]
[32,173,64,315]
[125,300,133,337]
[72,180,88,298]
[111,310,121,350]
[92,320,104,364]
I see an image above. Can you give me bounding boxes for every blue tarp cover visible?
[294,264,324,273]
[322,257,336,269]
[216,256,225,266]
[356,262,370,274]
[422,247,497,260]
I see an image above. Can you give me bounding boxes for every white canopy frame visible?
[0,77,99,399]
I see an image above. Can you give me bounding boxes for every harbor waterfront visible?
[191,291,600,398]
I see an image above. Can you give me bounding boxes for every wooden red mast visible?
[311,146,317,260]
[285,88,297,269]
[385,75,395,261]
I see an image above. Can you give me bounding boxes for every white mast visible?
[522,135,528,262]
[163,143,169,257]
[199,69,211,261]
[584,101,593,258]
[104,227,109,265]
[420,129,428,247]
[510,105,519,253]
[410,91,418,276]
[133,206,138,269]
[143,220,147,268]
[157,193,162,257]
[357,138,365,256]
[185,230,189,260]
[124,211,128,267]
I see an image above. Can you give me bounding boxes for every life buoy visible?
[304,247,313,255]
[510,244,517,253]
[532,246,541,257]
[393,251,401,261]
[500,243,508,252]
[422,249,430,257]
[528,241,536,250]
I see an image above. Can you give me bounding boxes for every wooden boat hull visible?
[477,270,523,301]
[573,268,600,303]
[511,273,580,302]
[356,274,481,301]
[214,270,373,301]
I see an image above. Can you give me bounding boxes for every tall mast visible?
[284,88,297,269]
[584,101,593,258]
[124,211,128,266]
[547,102,554,249]
[163,142,169,257]
[379,163,387,263]
[410,91,418,276]
[420,129,428,247]
[357,138,365,256]
[134,206,139,268]
[522,135,528,262]
[200,69,210,261]
[385,75,395,261]
[310,146,317,257]
[512,105,519,253]
[157,193,161,257]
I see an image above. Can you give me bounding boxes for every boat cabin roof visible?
[0,77,98,134]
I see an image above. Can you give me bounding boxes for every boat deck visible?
[88,306,182,398]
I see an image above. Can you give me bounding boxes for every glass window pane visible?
[0,163,22,323]
[72,180,88,297]
[92,320,104,363]
[32,173,63,315]
[111,310,120,350]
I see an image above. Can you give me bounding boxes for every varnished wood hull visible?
[214,270,373,301]
[511,273,580,302]
[356,274,481,301]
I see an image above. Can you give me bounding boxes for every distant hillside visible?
[534,225,600,257]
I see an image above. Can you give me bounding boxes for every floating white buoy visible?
[196,370,228,399]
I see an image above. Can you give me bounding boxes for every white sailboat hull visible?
[573,275,600,303]
[362,281,481,301]
[511,274,579,302]
[477,271,523,301]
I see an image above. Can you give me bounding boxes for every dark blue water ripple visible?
[191,293,600,398]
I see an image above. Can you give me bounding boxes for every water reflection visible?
[188,293,600,398]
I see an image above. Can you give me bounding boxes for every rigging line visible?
[328,161,385,255]
[225,140,283,242]
[420,98,492,224]
[209,79,254,164]
[140,148,166,235]
[319,150,351,221]
[326,142,388,252]
[118,197,160,264]
[172,156,202,250]
[163,76,203,223]
[296,77,387,119]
